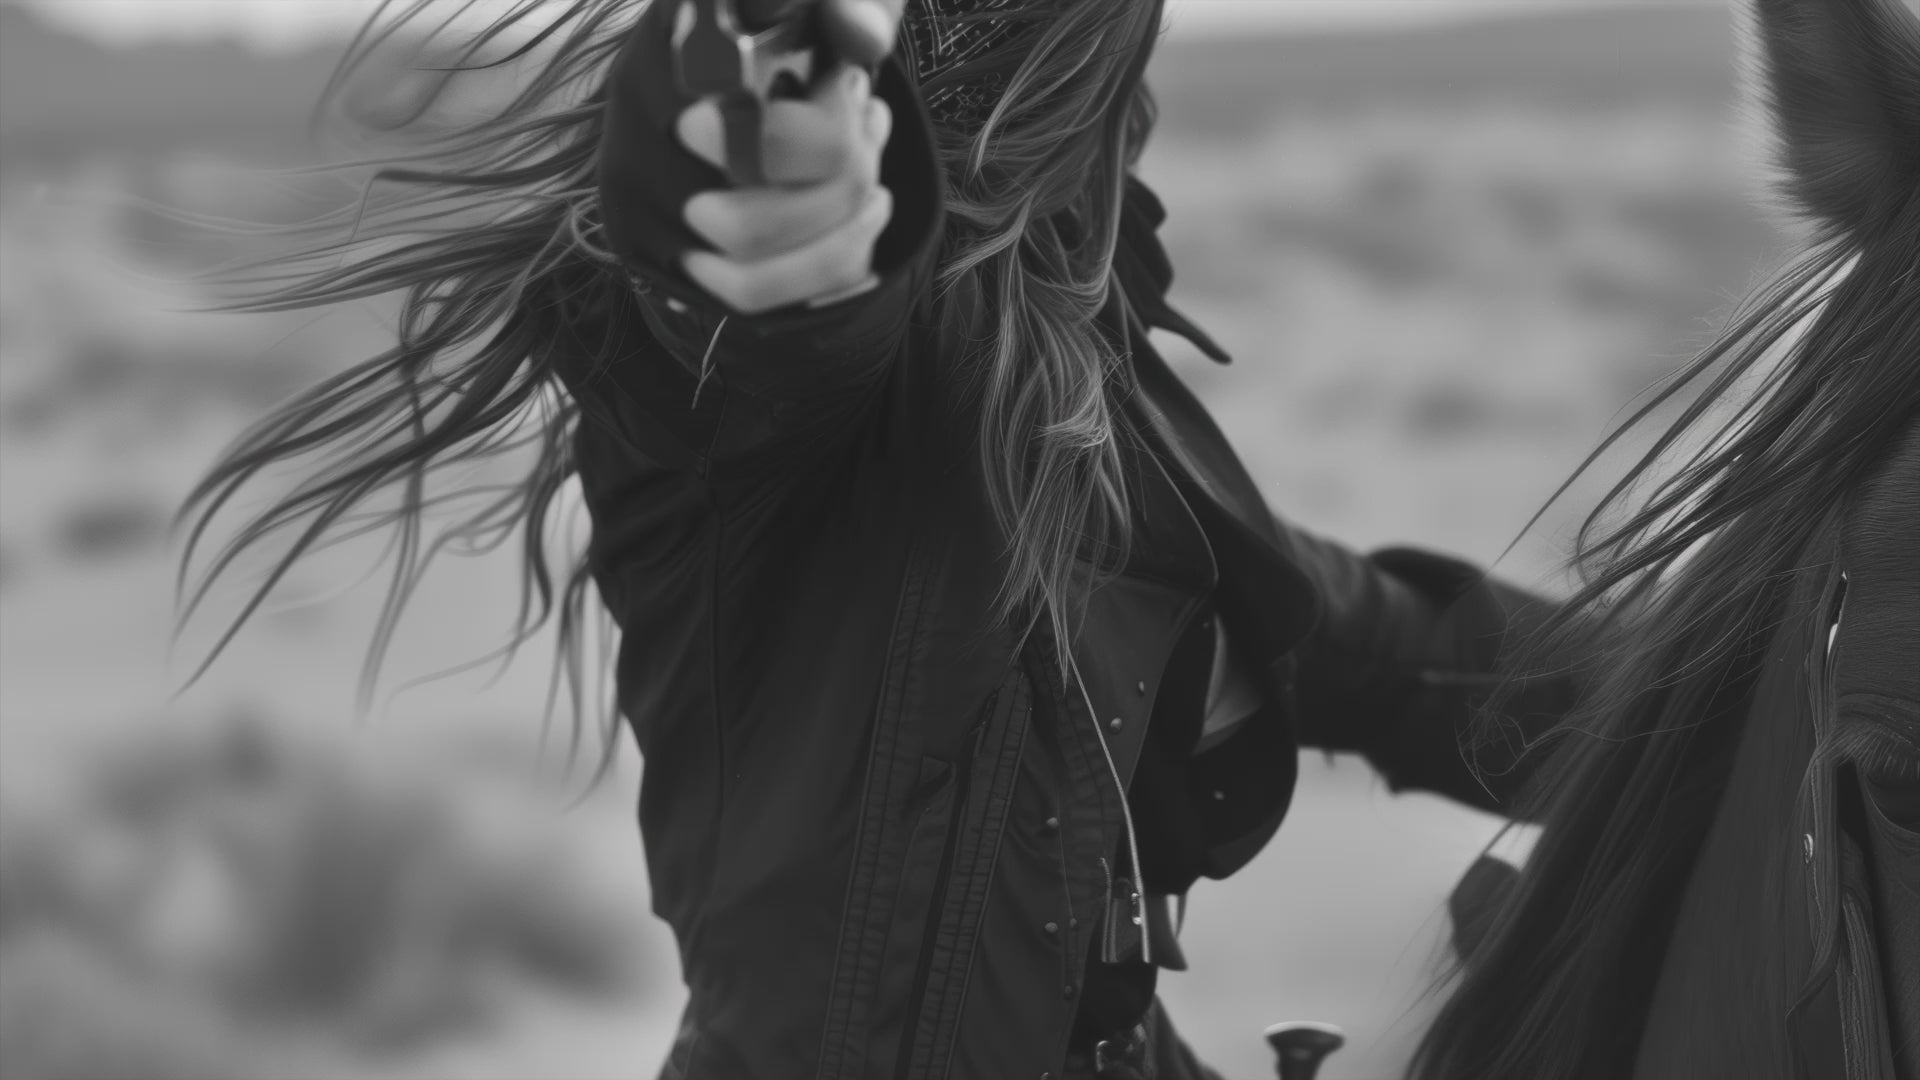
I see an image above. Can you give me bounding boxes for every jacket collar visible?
[1103,187,1322,656]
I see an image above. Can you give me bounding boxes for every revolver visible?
[671,0,825,186]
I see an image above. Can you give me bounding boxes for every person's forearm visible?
[1285,530,1574,814]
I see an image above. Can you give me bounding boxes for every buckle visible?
[1092,1025,1146,1074]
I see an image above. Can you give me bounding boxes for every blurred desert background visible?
[0,1,1797,1078]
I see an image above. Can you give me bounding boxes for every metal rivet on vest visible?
[1043,815,1060,831]
[1213,789,1227,801]
[1041,1073,1053,1080]
[1044,921,1059,935]
[1135,680,1147,696]
[1069,917,1079,929]
[1803,832,1815,862]
[1108,716,1124,733]
[1062,983,1076,999]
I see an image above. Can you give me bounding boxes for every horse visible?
[1409,0,1920,1076]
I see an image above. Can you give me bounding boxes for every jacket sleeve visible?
[1283,528,1576,816]
[582,0,945,467]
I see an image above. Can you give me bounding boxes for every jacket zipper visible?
[893,696,991,1080]
[819,536,935,1080]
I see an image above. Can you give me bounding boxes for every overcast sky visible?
[19,0,1657,50]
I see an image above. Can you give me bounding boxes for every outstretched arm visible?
[577,0,943,468]
[1284,530,1575,816]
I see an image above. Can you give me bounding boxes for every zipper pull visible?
[1100,874,1145,964]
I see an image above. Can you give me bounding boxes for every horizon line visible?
[8,0,1715,54]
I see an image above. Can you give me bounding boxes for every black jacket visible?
[552,7,1561,1076]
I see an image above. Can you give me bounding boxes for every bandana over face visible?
[902,0,1033,130]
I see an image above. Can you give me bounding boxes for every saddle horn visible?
[1264,1020,1345,1080]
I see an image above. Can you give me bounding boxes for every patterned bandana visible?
[902,0,1036,130]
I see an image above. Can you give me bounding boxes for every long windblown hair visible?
[176,0,1163,764]
[931,0,1162,652]
[1408,1,1920,1077]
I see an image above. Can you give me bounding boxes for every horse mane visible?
[1406,1,1920,1077]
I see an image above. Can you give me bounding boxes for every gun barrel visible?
[673,0,821,185]
[734,0,814,33]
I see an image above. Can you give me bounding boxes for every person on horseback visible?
[1411,0,1920,1077]
[179,0,1572,1075]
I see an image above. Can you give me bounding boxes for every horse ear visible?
[1743,0,1920,239]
